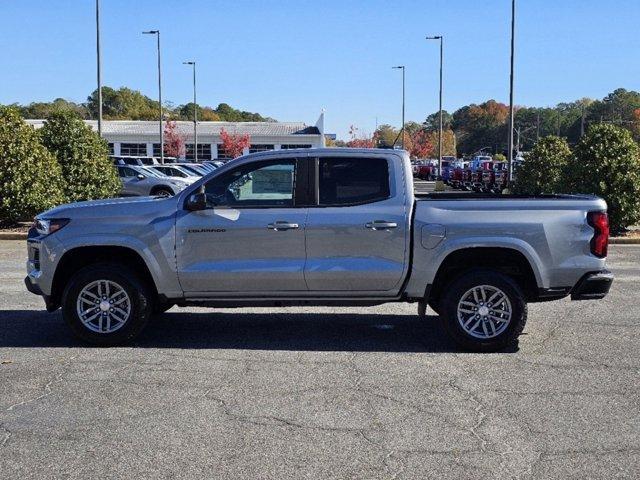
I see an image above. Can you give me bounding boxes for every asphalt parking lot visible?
[1,239,638,479]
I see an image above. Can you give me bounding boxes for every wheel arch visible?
[51,245,159,308]
[149,184,175,196]
[428,246,540,305]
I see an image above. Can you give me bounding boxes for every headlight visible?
[33,218,70,236]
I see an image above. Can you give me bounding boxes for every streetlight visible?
[426,36,444,175]
[142,30,164,164]
[392,66,405,149]
[183,61,197,161]
[507,0,516,181]
[95,0,102,137]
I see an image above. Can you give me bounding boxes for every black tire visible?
[61,263,154,346]
[439,269,527,352]
[153,300,174,315]
[152,187,174,197]
[428,301,440,315]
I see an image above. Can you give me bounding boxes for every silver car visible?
[147,165,201,184]
[116,165,190,197]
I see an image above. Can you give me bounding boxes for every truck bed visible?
[415,192,599,201]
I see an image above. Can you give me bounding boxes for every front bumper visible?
[25,275,58,311]
[571,270,614,300]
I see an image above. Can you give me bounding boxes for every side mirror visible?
[186,192,207,211]
[137,174,145,180]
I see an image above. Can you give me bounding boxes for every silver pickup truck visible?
[25,148,613,351]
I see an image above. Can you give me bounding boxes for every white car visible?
[148,165,201,184]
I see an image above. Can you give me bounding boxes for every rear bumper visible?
[570,270,614,300]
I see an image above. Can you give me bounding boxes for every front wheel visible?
[152,187,174,197]
[439,270,527,352]
[61,263,154,346]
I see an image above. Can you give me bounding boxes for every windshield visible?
[179,165,206,176]
[173,166,200,177]
[138,166,165,178]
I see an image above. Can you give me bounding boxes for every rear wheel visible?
[61,263,153,346]
[439,269,527,352]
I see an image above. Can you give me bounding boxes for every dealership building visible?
[26,115,326,160]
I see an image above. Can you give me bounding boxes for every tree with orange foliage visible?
[345,124,377,148]
[163,120,186,158]
[407,129,433,159]
[220,127,250,158]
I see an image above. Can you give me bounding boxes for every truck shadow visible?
[0,309,519,353]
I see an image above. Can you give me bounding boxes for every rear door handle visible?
[267,221,299,231]
[365,220,398,230]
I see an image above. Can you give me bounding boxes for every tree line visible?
[8,86,276,123]
[340,88,640,157]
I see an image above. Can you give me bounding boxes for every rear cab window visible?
[318,157,390,206]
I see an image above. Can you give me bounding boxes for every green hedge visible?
[567,124,640,232]
[0,107,64,221]
[40,111,120,203]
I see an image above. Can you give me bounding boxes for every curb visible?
[610,237,640,245]
[2,231,640,244]
[0,232,28,240]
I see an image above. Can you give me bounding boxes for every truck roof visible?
[239,147,409,161]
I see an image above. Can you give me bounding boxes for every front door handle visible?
[267,221,299,231]
[365,220,398,230]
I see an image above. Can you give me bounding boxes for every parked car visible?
[25,148,613,352]
[147,165,201,184]
[440,157,456,183]
[414,161,437,180]
[115,165,190,197]
[175,163,212,176]
[449,163,465,189]
[110,156,161,166]
[203,160,226,168]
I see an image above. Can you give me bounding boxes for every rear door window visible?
[318,157,390,206]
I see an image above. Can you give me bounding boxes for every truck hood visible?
[38,196,176,219]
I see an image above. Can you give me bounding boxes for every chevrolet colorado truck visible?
[25,148,613,351]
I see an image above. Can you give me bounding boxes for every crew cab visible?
[25,148,613,352]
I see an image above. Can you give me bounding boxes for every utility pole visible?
[507,0,516,182]
[536,110,540,141]
[183,61,197,160]
[426,36,444,174]
[95,0,102,137]
[143,30,163,163]
[580,103,586,137]
[392,66,406,149]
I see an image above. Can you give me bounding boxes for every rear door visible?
[175,157,309,294]
[303,155,409,293]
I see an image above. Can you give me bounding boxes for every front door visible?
[117,166,141,196]
[304,156,409,293]
[176,158,309,294]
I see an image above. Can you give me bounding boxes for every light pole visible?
[392,66,405,149]
[507,0,516,182]
[426,35,444,174]
[95,0,102,137]
[183,61,197,160]
[143,30,163,164]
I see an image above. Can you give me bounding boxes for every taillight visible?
[587,211,609,258]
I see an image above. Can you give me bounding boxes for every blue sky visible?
[1,0,639,140]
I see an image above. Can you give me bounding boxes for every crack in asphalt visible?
[447,378,489,452]
[4,355,78,413]
[0,423,11,448]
